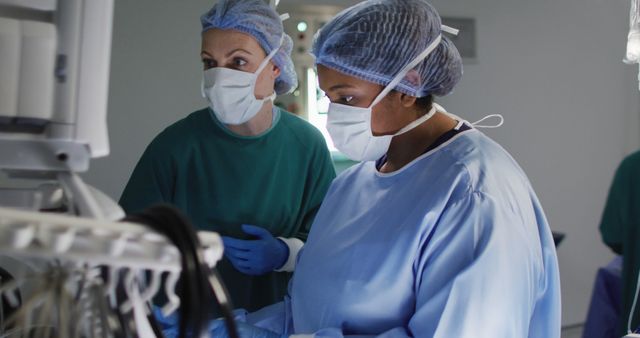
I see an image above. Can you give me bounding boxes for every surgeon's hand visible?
[210,320,284,338]
[222,224,289,276]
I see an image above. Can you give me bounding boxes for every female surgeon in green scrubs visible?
[119,0,335,313]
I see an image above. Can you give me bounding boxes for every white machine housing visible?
[0,0,114,173]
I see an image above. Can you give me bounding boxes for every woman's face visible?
[201,29,280,99]
[317,65,416,136]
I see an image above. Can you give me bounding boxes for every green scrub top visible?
[120,107,336,312]
[599,150,640,333]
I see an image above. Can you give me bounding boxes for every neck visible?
[380,111,458,173]
[226,101,274,137]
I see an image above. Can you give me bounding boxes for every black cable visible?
[125,205,239,338]
[125,207,204,338]
[207,268,239,338]
[0,266,20,333]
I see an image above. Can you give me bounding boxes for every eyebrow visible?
[327,84,355,92]
[200,48,253,59]
[226,48,253,57]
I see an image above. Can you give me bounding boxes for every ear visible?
[399,93,417,108]
[271,63,281,80]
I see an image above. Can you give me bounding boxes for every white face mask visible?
[202,36,283,126]
[326,27,458,162]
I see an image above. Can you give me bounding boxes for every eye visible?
[233,57,248,68]
[338,95,355,105]
[202,58,216,70]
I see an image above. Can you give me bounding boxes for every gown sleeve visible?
[284,191,559,338]
[119,135,176,214]
[599,157,633,255]
[277,133,336,272]
[294,138,336,241]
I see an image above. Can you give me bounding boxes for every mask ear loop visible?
[434,102,505,129]
[471,114,504,128]
[369,24,459,109]
[442,25,460,36]
[251,34,285,101]
[254,35,285,77]
[200,77,206,99]
[369,34,443,108]
[395,106,438,136]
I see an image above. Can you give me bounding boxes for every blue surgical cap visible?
[201,0,297,95]
[312,0,462,97]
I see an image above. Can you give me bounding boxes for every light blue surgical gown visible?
[241,128,561,338]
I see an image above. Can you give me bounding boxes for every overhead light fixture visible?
[297,21,308,33]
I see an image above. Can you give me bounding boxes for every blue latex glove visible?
[222,224,289,276]
[152,306,179,338]
[209,319,284,338]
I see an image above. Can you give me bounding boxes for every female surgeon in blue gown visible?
[207,0,562,337]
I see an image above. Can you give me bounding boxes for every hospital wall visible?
[82,0,640,327]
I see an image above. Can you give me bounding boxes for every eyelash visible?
[202,57,248,70]
[233,58,247,68]
[202,58,216,69]
[339,96,355,104]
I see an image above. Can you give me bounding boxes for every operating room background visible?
[81,0,640,329]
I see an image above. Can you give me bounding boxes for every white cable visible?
[0,206,223,273]
[629,268,640,333]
